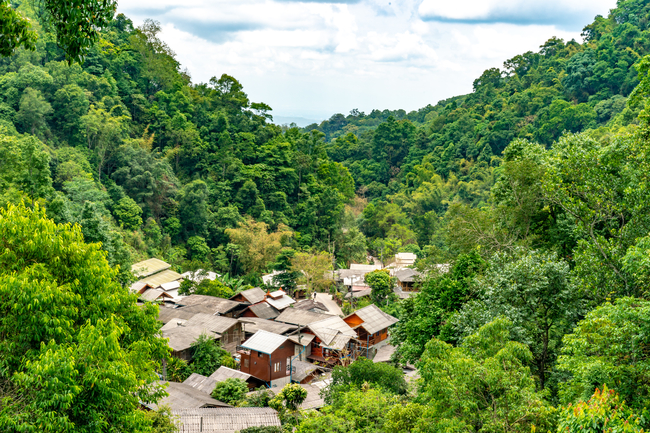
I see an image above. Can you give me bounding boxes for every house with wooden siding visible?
[343,304,398,358]
[237,330,296,389]
[230,287,266,305]
[300,316,359,366]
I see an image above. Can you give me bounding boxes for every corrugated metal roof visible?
[287,333,315,347]
[241,330,289,355]
[246,303,280,320]
[163,326,218,352]
[140,288,171,302]
[394,268,422,283]
[310,316,357,339]
[209,366,251,382]
[274,309,331,327]
[159,280,181,291]
[160,318,188,331]
[323,333,352,351]
[151,381,230,411]
[265,294,296,310]
[291,360,323,383]
[232,287,266,304]
[132,258,171,278]
[183,373,217,394]
[137,269,182,287]
[268,289,285,299]
[346,304,399,335]
[238,317,297,336]
[344,288,372,299]
[171,408,281,433]
[184,313,240,334]
[293,299,329,313]
[178,295,243,315]
[157,306,196,324]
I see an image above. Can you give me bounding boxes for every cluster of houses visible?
[130,254,424,432]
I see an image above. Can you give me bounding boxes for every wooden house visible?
[343,304,399,358]
[301,316,358,366]
[238,330,296,388]
[394,268,423,291]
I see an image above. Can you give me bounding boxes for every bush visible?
[211,378,248,405]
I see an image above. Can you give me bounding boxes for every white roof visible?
[349,264,382,271]
[159,280,181,291]
[395,252,417,261]
[140,288,171,302]
[307,316,357,350]
[262,270,282,286]
[241,330,290,355]
[265,293,296,310]
[181,269,219,283]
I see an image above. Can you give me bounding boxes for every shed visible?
[274,308,331,327]
[150,381,230,411]
[230,287,266,305]
[132,258,171,278]
[171,407,281,433]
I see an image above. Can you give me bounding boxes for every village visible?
[131,253,424,432]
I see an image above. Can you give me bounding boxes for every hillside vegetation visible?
[3,0,650,431]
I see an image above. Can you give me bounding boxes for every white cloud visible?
[419,0,615,26]
[118,0,617,120]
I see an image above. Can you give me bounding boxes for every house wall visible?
[239,342,296,383]
[221,323,244,354]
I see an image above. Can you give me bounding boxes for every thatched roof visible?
[151,381,230,411]
[171,408,281,433]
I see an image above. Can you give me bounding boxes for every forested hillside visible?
[4,0,650,431]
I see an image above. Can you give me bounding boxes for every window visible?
[286,357,291,374]
[258,352,264,358]
[273,362,282,373]
[244,358,249,368]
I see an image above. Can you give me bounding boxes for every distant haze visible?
[119,0,617,120]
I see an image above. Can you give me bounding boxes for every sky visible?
[117,0,618,124]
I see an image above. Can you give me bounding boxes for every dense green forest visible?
[4,0,650,431]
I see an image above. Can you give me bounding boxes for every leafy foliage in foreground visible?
[0,203,168,431]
